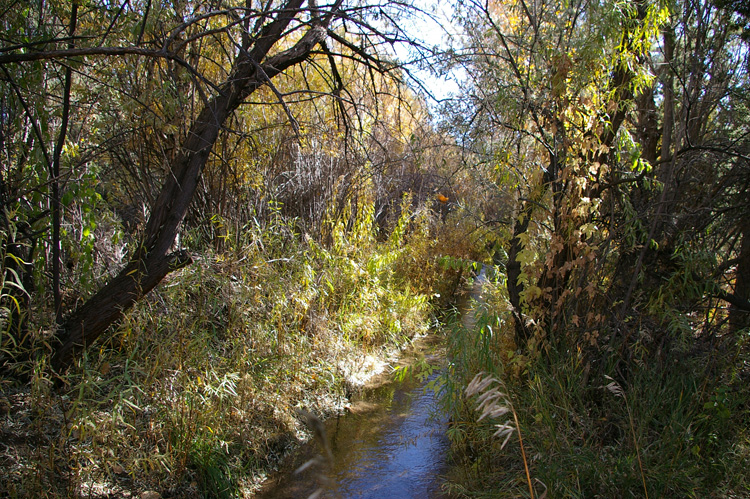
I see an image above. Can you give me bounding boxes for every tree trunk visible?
[729,221,750,332]
[51,1,331,370]
[51,1,78,323]
[51,251,192,369]
[507,202,532,348]
[660,26,675,169]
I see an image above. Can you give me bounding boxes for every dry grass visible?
[443,275,750,498]
[0,200,443,498]
[465,372,535,499]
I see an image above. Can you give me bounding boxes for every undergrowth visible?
[0,195,454,498]
[442,269,750,498]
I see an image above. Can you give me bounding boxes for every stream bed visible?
[258,270,487,498]
[256,336,450,498]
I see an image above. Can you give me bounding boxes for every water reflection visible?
[258,354,449,498]
[259,266,491,498]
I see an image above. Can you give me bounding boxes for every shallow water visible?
[257,342,449,498]
[258,268,488,498]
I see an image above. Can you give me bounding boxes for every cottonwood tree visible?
[0,0,422,370]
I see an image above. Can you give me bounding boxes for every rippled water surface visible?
[259,270,489,498]
[258,341,449,498]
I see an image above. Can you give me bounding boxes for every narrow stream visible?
[258,268,487,498]
[256,338,449,499]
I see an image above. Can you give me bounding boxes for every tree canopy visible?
[0,0,439,370]
[1,0,749,496]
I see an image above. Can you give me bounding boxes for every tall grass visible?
[442,267,750,498]
[0,195,446,497]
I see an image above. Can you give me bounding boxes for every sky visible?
[389,1,465,103]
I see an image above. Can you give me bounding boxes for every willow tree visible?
[0,0,420,370]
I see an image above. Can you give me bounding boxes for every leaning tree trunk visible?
[51,2,332,370]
